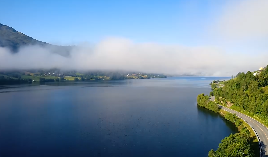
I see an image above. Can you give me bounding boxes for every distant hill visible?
[0,23,72,56]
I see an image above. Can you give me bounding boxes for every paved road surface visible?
[220,106,268,157]
[209,96,267,156]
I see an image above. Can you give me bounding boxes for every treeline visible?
[197,94,256,157]
[197,93,219,113]
[0,77,31,84]
[211,65,268,126]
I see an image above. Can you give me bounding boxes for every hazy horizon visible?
[1,0,268,76]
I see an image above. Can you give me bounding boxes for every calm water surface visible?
[0,77,236,157]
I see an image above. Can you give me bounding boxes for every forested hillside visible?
[0,23,71,55]
[211,65,268,125]
[197,94,257,157]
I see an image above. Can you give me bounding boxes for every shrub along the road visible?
[197,94,256,157]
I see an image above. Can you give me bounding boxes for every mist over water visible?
[1,0,268,76]
[0,0,267,156]
[0,0,267,77]
[0,39,267,77]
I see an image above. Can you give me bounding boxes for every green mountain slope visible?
[0,23,72,55]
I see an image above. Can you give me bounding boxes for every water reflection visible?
[197,106,238,132]
[0,77,234,157]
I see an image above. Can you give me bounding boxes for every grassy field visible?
[64,76,81,81]
[75,73,84,76]
[21,75,58,81]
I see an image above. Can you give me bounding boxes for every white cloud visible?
[0,37,267,76]
[216,0,268,39]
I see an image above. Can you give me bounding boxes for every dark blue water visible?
[0,77,236,157]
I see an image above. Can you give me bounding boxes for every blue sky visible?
[1,0,227,45]
[1,0,268,76]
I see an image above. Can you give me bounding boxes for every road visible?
[209,96,268,156]
[220,105,268,157]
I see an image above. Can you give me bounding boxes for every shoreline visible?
[197,94,260,156]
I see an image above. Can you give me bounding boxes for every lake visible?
[0,77,236,157]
